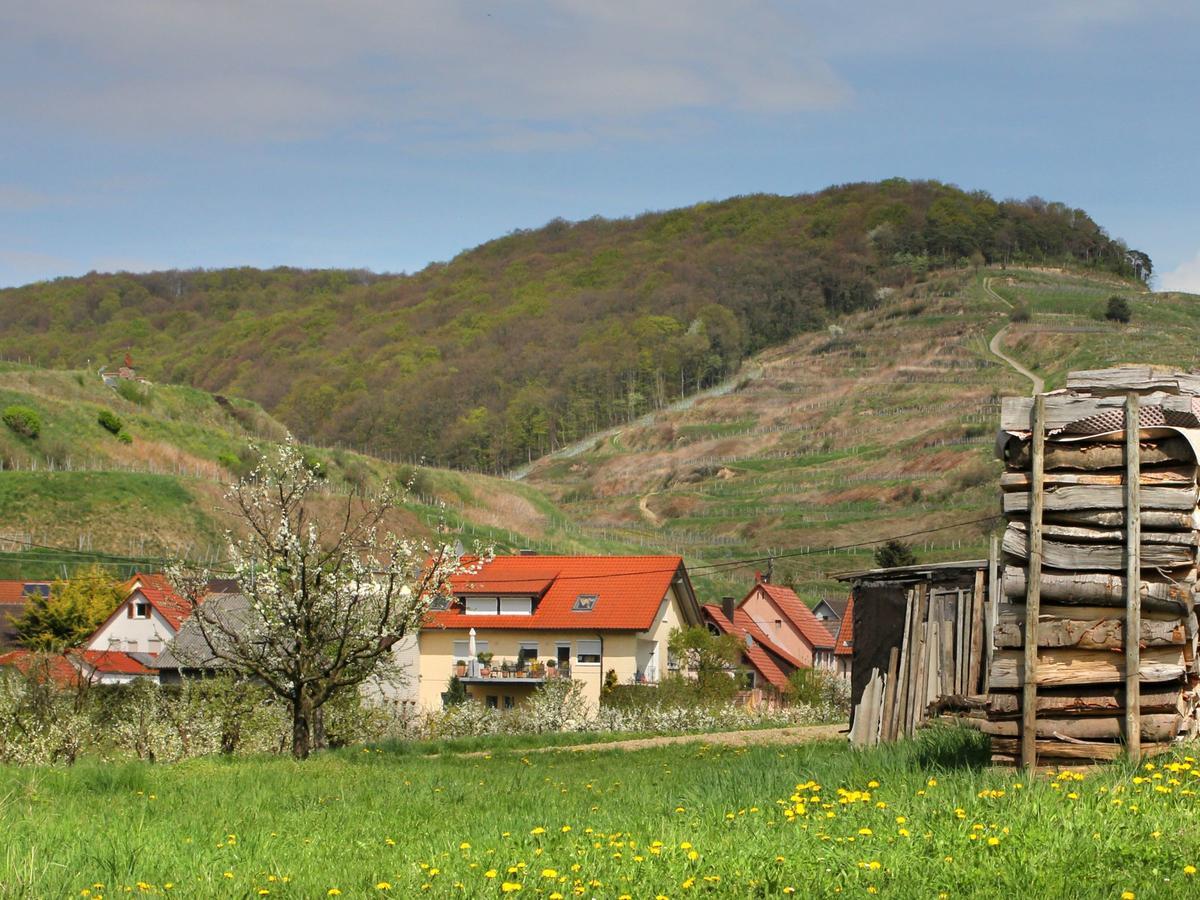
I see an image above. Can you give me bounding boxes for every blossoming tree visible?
[172,438,476,759]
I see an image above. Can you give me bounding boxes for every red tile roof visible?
[701,605,797,692]
[834,595,854,657]
[77,649,157,676]
[426,555,690,631]
[0,580,50,603]
[120,573,194,631]
[754,582,836,651]
[0,649,83,688]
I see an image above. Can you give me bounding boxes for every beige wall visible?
[414,583,694,711]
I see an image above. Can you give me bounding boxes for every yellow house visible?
[417,554,703,710]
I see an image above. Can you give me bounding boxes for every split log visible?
[993,616,1186,650]
[1002,566,1191,610]
[1002,484,1198,513]
[1007,520,1197,546]
[1065,367,1200,396]
[990,737,1179,761]
[987,686,1186,717]
[979,713,1180,742]
[1001,392,1196,432]
[1002,434,1194,471]
[1044,509,1199,530]
[989,646,1187,688]
[997,602,1183,623]
[1001,465,1197,489]
[1003,527,1196,571]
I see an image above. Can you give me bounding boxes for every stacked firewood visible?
[987,366,1200,763]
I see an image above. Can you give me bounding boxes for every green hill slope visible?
[0,365,612,579]
[524,266,1183,600]
[0,180,1147,472]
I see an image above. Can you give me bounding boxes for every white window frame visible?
[576,639,601,665]
[464,597,499,615]
[499,596,533,615]
[132,600,150,620]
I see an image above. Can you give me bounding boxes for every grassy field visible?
[3,728,1199,898]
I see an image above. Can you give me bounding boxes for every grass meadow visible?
[3,728,1200,898]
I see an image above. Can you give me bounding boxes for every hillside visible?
[0,180,1148,472]
[0,365,614,579]
[523,266,1184,600]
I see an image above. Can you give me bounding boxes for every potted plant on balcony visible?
[528,660,543,678]
[477,651,493,677]
[455,659,467,677]
[500,659,513,678]
[545,658,557,679]
[559,660,571,680]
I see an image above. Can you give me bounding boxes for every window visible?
[453,640,489,660]
[486,695,498,709]
[464,597,499,615]
[131,600,150,619]
[503,695,515,709]
[556,643,571,665]
[518,643,539,664]
[572,593,598,612]
[576,639,601,665]
[499,596,533,615]
[428,594,451,611]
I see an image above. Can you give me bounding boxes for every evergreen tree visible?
[13,565,124,650]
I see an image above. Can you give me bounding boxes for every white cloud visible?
[1158,251,1200,295]
[0,1,850,147]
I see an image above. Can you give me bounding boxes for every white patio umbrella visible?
[468,628,477,675]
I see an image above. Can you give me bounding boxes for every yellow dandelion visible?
[1185,865,1197,876]
[541,869,557,879]
[376,884,391,892]
[530,827,546,835]
[328,891,342,897]
[501,883,523,894]
[485,870,498,879]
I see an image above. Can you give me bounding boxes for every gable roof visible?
[834,595,854,657]
[110,572,194,632]
[154,593,251,671]
[814,596,848,620]
[751,582,836,651]
[77,649,158,677]
[701,604,799,692]
[426,555,696,631]
[0,649,84,688]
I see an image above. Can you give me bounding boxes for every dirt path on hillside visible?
[638,491,662,526]
[988,324,1045,396]
[463,723,848,757]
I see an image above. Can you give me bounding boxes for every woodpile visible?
[991,366,1200,765]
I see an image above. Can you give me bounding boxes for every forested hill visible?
[0,179,1149,471]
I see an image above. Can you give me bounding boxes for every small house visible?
[700,598,805,693]
[735,573,837,670]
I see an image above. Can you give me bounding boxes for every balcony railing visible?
[452,660,573,682]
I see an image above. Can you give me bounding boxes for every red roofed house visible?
[833,595,853,679]
[415,555,703,710]
[0,649,85,689]
[0,580,52,651]
[82,573,193,681]
[700,598,805,693]
[735,573,837,671]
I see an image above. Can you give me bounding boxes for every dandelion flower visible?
[541,870,557,879]
[328,891,342,897]
[485,870,497,879]
[1185,865,1197,876]
[530,827,546,835]
[376,884,391,891]
[501,883,523,893]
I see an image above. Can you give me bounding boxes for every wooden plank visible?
[986,535,998,694]
[1002,485,1198,514]
[1001,392,1195,432]
[1125,392,1142,763]
[1065,366,1200,395]
[979,713,1180,742]
[1002,434,1194,472]
[890,590,914,741]
[1006,520,1197,546]
[990,737,1179,762]
[1023,393,1045,770]
[1001,465,1196,489]
[904,585,928,736]
[969,571,985,694]
[880,647,900,743]
[997,602,1182,623]
[1002,566,1191,610]
[942,599,955,699]
[987,686,1185,717]
[992,616,1185,650]
[1002,527,1195,571]
[990,647,1187,688]
[957,588,969,695]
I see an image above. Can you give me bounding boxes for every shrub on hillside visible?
[1009,304,1031,323]
[115,379,151,406]
[97,409,123,435]
[874,539,917,569]
[2,405,41,439]
[1105,295,1132,323]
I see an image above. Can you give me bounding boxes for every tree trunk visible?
[291,691,312,760]
[313,704,327,751]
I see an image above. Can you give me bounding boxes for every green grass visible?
[3,728,1199,897]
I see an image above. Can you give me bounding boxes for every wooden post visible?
[881,647,900,743]
[968,566,986,694]
[986,533,999,693]
[1125,392,1142,762]
[891,589,915,740]
[1022,393,1045,770]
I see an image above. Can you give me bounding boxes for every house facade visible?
[86,573,191,657]
[812,596,848,639]
[415,555,703,710]
[700,600,804,693]
[736,574,837,670]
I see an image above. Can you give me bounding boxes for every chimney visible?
[518,549,538,556]
[721,595,736,622]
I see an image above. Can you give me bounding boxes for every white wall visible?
[86,590,176,654]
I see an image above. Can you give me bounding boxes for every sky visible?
[2,1,1199,290]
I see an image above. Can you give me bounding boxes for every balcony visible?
[452,659,572,683]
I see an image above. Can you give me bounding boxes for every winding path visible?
[983,277,1044,396]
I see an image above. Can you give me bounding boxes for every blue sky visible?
[2,1,1198,290]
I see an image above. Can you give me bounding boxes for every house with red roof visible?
[0,580,52,651]
[700,599,805,693]
[735,573,837,671]
[833,595,853,679]
[415,554,703,710]
[84,573,193,663]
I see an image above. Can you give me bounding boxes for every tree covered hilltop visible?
[0,179,1150,471]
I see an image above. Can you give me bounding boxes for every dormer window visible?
[130,600,150,620]
[462,596,534,615]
